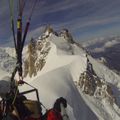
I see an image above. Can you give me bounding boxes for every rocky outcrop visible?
[60,29,74,44]
[78,58,116,105]
[23,26,76,78]
[24,38,51,78]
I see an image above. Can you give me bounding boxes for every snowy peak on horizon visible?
[21,28,120,120]
[23,27,86,78]
[1,27,120,119]
[40,26,78,45]
[82,35,120,76]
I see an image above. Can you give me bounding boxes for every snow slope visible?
[0,68,8,78]
[0,47,16,73]
[1,29,120,120]
[20,33,97,119]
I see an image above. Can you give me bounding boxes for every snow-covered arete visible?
[0,28,120,120]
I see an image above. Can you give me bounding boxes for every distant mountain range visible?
[83,36,120,75]
[0,47,16,73]
[1,27,120,120]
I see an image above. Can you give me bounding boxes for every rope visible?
[21,21,30,51]
[20,81,48,111]
[9,0,17,50]
[6,1,43,118]
[17,0,38,78]
[12,82,19,105]
[29,0,38,20]
[9,0,14,21]
[21,0,27,16]
[18,0,22,16]
[21,0,38,51]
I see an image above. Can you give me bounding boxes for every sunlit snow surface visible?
[1,33,120,120]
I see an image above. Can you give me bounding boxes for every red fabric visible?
[47,110,62,120]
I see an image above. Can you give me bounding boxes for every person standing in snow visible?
[46,97,69,120]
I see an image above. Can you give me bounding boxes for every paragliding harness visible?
[1,0,47,119]
[42,105,69,120]
[42,98,69,120]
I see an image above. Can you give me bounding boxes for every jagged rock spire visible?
[60,29,74,44]
[78,57,116,105]
[44,25,54,36]
[24,37,51,78]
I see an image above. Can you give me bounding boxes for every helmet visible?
[53,97,67,112]
[57,97,67,108]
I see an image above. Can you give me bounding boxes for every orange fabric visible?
[47,110,62,120]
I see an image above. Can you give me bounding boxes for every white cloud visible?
[104,40,119,48]
[92,47,105,53]
[82,37,105,47]
[1,0,120,46]
[35,0,79,15]
[90,39,120,53]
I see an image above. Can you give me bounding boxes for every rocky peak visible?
[23,37,51,78]
[41,26,75,44]
[23,26,85,77]
[60,28,74,44]
[78,56,116,105]
[44,25,54,36]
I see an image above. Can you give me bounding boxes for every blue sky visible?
[1,0,120,46]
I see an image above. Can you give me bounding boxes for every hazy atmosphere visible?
[1,0,120,46]
[1,1,120,120]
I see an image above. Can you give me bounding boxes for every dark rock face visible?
[24,38,51,78]
[78,59,116,105]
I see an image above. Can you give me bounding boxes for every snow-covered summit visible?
[23,27,86,78]
[20,27,120,120]
[1,27,120,120]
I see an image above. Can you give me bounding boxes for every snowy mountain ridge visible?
[0,27,120,120]
[82,36,120,75]
[20,27,120,120]
[23,27,86,78]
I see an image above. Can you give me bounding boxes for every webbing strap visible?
[21,20,30,51]
[17,17,23,78]
[29,0,37,20]
[21,0,38,51]
[9,0,17,50]
[18,0,22,16]
[20,0,25,17]
[9,0,14,23]
[19,81,48,111]
[9,0,39,101]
